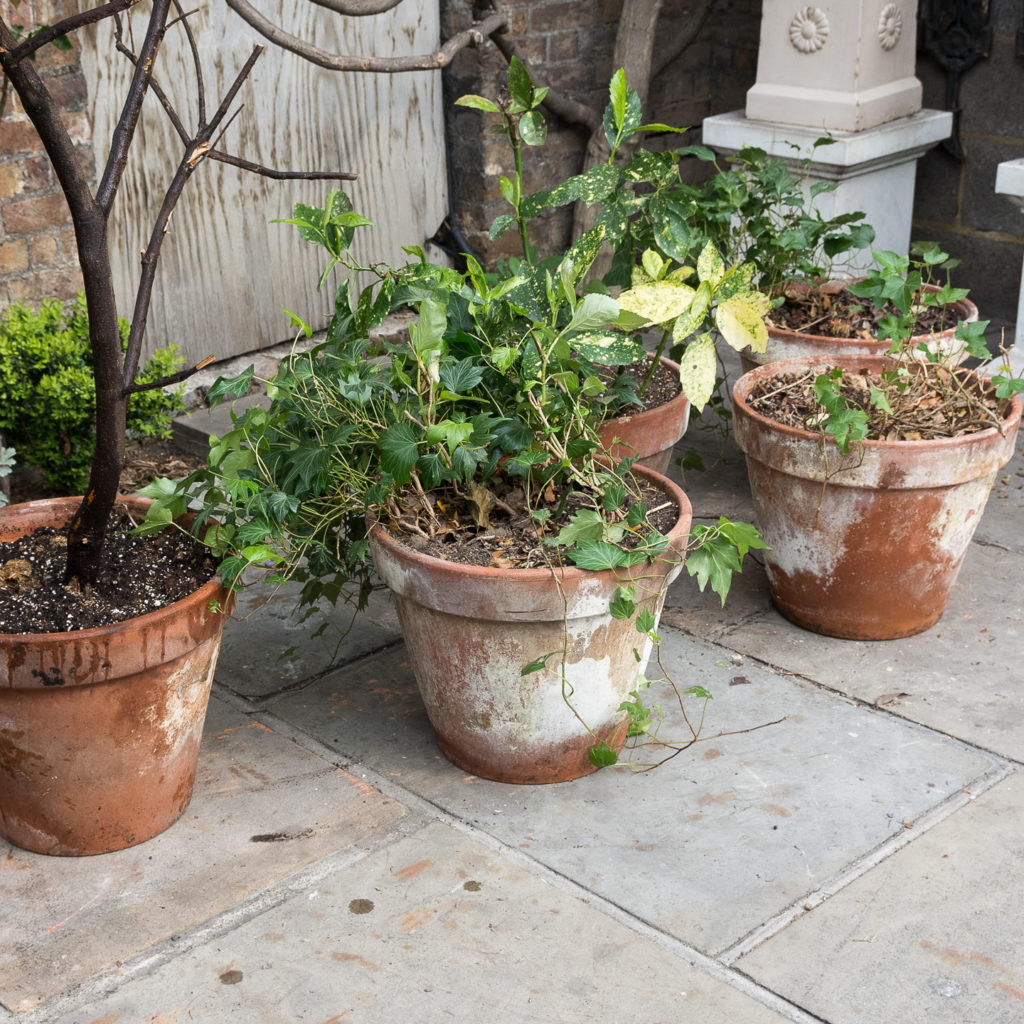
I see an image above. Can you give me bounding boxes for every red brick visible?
[30,232,58,267]
[548,31,580,63]
[0,118,45,157]
[530,1,593,34]
[7,265,82,305]
[0,238,30,275]
[2,193,72,234]
[0,162,24,200]
[23,156,56,192]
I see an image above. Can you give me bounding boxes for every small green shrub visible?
[0,293,185,493]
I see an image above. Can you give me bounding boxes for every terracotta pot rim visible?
[733,353,1022,452]
[765,285,978,346]
[369,465,691,584]
[602,354,688,424]
[0,494,227,645]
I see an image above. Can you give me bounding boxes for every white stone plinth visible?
[748,1,921,132]
[994,158,1024,363]
[702,109,952,268]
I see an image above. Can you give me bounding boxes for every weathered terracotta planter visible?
[0,497,229,855]
[733,356,1022,640]
[597,356,690,474]
[740,288,979,374]
[369,468,692,783]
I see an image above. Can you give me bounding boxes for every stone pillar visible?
[702,1,951,267]
[994,159,1024,371]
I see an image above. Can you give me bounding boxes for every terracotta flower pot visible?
[597,356,690,474]
[732,356,1022,640]
[368,467,692,783]
[0,497,229,855]
[740,287,979,374]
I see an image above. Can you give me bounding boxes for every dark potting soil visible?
[381,477,680,570]
[608,356,682,413]
[769,284,959,339]
[0,504,217,634]
[746,365,1009,442]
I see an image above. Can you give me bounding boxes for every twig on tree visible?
[169,0,205,126]
[7,0,140,62]
[223,0,507,73]
[125,356,216,395]
[208,150,359,180]
[307,0,404,14]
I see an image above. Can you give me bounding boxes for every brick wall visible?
[0,0,88,311]
[913,4,1024,338]
[441,0,763,267]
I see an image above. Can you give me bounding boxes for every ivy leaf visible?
[609,585,636,620]
[685,533,742,605]
[522,649,563,676]
[588,742,619,768]
[206,366,254,407]
[569,539,628,571]
[378,422,419,485]
[439,357,485,394]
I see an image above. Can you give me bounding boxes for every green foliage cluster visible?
[0,293,185,493]
[670,142,876,301]
[0,444,14,508]
[144,66,771,769]
[807,243,1022,452]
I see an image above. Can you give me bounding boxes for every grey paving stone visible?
[49,820,792,1024]
[720,540,1024,761]
[737,772,1024,1024]
[218,582,402,698]
[266,626,997,955]
[0,699,407,1013]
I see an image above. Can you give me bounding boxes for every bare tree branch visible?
[96,0,174,213]
[125,356,215,395]
[170,0,206,127]
[112,17,190,143]
[7,0,139,61]
[306,0,403,14]
[207,149,359,180]
[223,0,507,73]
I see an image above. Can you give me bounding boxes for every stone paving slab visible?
[0,700,407,1014]
[716,541,1024,762]
[737,771,1024,1024]
[218,583,401,699]
[264,626,998,955]
[49,820,792,1024]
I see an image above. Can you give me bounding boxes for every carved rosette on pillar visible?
[703,1,952,263]
[749,1,921,131]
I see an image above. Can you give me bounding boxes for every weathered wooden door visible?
[80,0,446,368]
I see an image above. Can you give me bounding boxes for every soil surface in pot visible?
[768,283,957,339]
[600,356,681,415]
[382,477,679,569]
[7,438,205,507]
[0,505,217,634]
[747,365,1009,441]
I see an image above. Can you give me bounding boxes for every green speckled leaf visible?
[564,225,607,283]
[521,164,622,218]
[651,194,698,262]
[519,110,547,146]
[715,291,770,352]
[717,261,756,300]
[696,241,726,286]
[676,333,717,409]
[624,150,679,187]
[618,281,696,327]
[489,214,516,241]
[596,202,630,244]
[671,280,712,341]
[572,331,646,365]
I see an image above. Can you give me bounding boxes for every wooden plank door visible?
[79,0,446,368]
